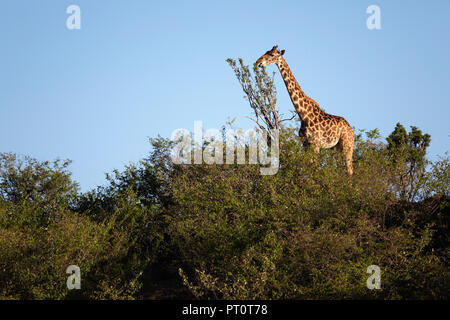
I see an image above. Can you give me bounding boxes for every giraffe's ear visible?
[280,50,285,55]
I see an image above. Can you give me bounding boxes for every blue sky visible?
[1,0,449,191]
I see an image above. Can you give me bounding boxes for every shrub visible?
[1,122,448,300]
[168,127,449,299]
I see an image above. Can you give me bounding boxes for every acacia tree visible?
[226,58,294,144]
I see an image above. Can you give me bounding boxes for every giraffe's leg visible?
[299,127,310,148]
[337,130,354,176]
[344,146,353,176]
[313,144,320,154]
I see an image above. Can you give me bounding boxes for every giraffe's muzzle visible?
[255,57,263,67]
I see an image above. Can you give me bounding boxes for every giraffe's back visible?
[308,111,353,149]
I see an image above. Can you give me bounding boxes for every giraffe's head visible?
[256,45,285,67]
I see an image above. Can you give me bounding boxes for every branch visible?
[280,114,296,122]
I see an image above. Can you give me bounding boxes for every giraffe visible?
[256,45,354,176]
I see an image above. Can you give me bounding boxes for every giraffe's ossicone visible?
[256,45,354,176]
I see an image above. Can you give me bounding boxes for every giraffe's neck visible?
[276,57,320,123]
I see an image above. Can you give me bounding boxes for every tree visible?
[386,123,431,201]
[226,58,294,144]
[0,152,78,228]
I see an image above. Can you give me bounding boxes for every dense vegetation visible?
[1,122,449,300]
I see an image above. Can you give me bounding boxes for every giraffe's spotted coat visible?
[256,45,354,176]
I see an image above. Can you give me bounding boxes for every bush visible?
[0,207,128,299]
[1,122,448,300]
[168,126,449,299]
[0,154,154,299]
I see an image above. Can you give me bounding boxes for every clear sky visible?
[1,0,449,192]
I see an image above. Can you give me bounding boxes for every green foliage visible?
[0,153,78,229]
[169,128,448,299]
[0,208,127,299]
[0,124,448,300]
[386,123,431,201]
[0,154,160,299]
[424,154,450,197]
